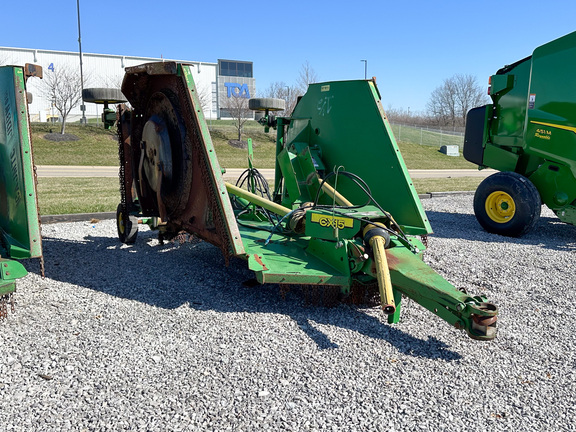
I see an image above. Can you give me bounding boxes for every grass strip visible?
[31,122,477,170]
[37,177,120,215]
[37,177,481,215]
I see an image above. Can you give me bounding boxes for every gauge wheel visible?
[248,98,286,111]
[82,88,126,104]
[473,172,541,237]
[116,203,138,244]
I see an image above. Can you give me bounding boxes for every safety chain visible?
[32,164,45,278]
[117,108,127,212]
[27,93,45,279]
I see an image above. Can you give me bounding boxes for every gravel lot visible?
[1,193,575,431]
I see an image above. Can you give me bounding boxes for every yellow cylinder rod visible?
[225,182,291,217]
[320,180,354,207]
[363,225,396,315]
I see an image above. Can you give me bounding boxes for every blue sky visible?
[2,1,576,112]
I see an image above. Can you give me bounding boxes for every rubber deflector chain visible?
[0,293,14,320]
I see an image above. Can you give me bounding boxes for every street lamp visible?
[77,0,87,125]
[361,60,367,80]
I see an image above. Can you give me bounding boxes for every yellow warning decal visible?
[321,85,330,92]
[310,213,354,229]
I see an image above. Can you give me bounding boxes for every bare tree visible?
[426,74,488,128]
[453,74,488,125]
[259,62,318,116]
[295,61,318,96]
[262,81,297,115]
[98,74,124,90]
[221,93,251,142]
[40,65,84,134]
[385,106,413,124]
[196,84,211,115]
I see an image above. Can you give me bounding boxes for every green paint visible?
[121,64,498,340]
[181,65,245,256]
[0,65,44,298]
[286,81,431,235]
[229,80,496,339]
[466,31,576,225]
[0,66,42,260]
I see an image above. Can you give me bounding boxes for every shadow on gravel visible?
[426,211,576,251]
[30,229,462,361]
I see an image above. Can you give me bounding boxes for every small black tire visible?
[473,172,541,237]
[248,98,285,112]
[116,203,138,244]
[83,88,127,104]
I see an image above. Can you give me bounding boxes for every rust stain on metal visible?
[125,61,179,76]
[253,254,268,271]
[119,63,242,264]
[385,251,403,270]
[24,64,43,81]
[472,314,498,326]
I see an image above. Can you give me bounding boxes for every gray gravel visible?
[1,193,575,431]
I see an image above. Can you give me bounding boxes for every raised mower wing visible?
[0,64,43,317]
[119,62,244,260]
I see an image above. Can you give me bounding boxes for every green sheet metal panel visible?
[0,66,42,259]
[525,31,576,175]
[180,64,245,257]
[242,225,351,287]
[286,80,431,235]
[490,58,532,149]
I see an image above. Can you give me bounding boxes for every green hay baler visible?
[465,31,576,237]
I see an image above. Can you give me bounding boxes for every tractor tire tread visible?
[473,171,541,237]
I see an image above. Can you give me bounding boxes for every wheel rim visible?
[485,191,516,223]
[118,212,125,235]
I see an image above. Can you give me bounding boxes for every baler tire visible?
[248,97,286,112]
[83,88,127,104]
[473,172,541,237]
[116,203,138,244]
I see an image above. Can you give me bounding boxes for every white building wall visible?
[0,47,217,122]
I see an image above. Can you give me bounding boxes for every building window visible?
[219,60,252,78]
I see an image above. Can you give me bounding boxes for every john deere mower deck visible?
[116,62,498,340]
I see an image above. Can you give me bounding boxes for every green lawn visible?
[31,121,475,170]
[36,176,482,215]
[32,123,119,166]
[412,177,482,194]
[37,177,120,215]
[31,121,481,215]
[398,141,476,169]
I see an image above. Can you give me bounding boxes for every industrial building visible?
[0,47,255,122]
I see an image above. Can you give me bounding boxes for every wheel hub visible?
[141,115,173,193]
[485,191,516,223]
[118,212,125,234]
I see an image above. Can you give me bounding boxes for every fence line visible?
[389,122,465,149]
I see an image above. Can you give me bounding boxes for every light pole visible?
[77,0,87,125]
[285,86,290,112]
[361,60,367,80]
